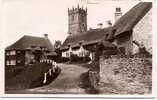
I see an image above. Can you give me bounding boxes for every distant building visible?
[61,2,152,59]
[5,34,56,67]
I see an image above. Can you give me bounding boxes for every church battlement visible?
[68,5,87,15]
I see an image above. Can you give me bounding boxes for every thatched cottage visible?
[5,34,56,67]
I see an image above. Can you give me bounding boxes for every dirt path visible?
[8,63,89,94]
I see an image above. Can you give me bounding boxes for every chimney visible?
[104,20,112,28]
[68,32,72,36]
[97,23,103,29]
[89,27,93,30]
[44,34,48,39]
[115,7,122,22]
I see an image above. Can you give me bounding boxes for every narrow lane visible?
[25,63,89,94]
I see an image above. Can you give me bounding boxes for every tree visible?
[54,40,62,62]
[54,40,62,50]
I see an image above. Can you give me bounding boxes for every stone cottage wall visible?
[99,55,152,94]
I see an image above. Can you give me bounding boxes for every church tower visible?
[68,5,87,35]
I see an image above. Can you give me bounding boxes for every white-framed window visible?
[66,52,69,57]
[6,51,10,56]
[17,60,21,63]
[6,60,16,65]
[17,51,21,53]
[6,61,10,65]
[11,60,16,65]
[10,50,16,55]
[6,50,16,56]
[79,52,83,57]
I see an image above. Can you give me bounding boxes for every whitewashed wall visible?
[62,46,88,58]
[133,9,152,54]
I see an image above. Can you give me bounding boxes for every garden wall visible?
[99,55,152,94]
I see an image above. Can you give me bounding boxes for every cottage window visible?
[6,51,10,56]
[17,51,21,53]
[66,52,69,57]
[17,60,21,63]
[10,60,16,65]
[6,60,16,65]
[10,50,16,55]
[79,52,83,57]
[6,51,16,56]
[6,61,10,65]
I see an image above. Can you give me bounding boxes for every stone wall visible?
[99,55,152,94]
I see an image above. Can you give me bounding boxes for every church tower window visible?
[72,15,75,21]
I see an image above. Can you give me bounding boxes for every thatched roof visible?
[5,35,54,51]
[114,2,152,37]
[61,27,114,50]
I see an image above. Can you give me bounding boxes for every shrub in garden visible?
[56,57,70,63]
[70,53,91,63]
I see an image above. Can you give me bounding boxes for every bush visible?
[56,57,70,63]
[30,66,61,88]
[70,54,81,62]
[5,63,53,90]
[70,54,91,63]
[84,55,91,62]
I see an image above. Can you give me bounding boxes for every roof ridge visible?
[5,35,54,51]
[23,35,44,39]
